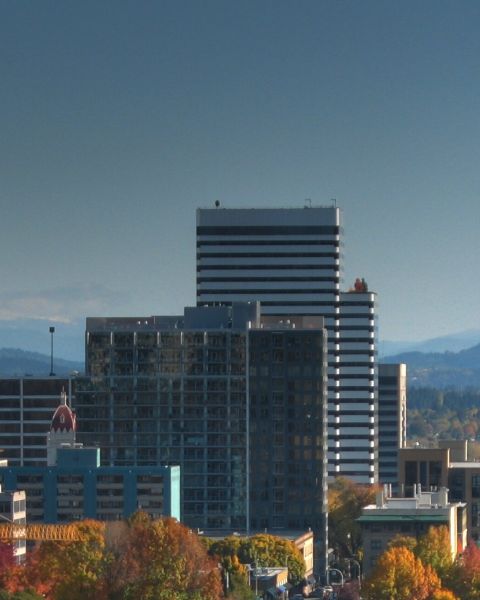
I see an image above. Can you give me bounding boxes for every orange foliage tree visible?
[9,519,107,600]
[7,514,224,600]
[103,512,224,600]
[363,546,441,600]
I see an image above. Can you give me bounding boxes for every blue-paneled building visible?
[0,446,180,523]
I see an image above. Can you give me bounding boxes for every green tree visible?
[226,572,255,600]
[415,526,454,583]
[328,477,379,558]
[209,533,305,585]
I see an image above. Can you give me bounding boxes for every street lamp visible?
[327,567,344,586]
[348,558,362,590]
[49,326,55,376]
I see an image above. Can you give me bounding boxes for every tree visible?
[386,534,417,553]
[447,540,480,600]
[105,512,223,600]
[0,541,15,590]
[209,533,305,585]
[226,572,255,600]
[431,590,459,600]
[17,519,107,600]
[363,546,441,600]
[0,593,44,600]
[415,527,454,582]
[8,515,223,600]
[328,477,379,559]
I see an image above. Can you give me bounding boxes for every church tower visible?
[47,389,76,466]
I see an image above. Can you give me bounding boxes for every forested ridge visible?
[407,387,480,442]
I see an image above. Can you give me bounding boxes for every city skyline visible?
[1,1,480,344]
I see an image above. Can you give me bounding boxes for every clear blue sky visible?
[1,0,480,343]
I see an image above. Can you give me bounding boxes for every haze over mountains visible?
[0,320,479,386]
[379,328,480,357]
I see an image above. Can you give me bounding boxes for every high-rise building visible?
[196,206,377,482]
[378,363,407,486]
[75,303,328,551]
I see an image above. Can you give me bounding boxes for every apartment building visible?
[74,303,328,557]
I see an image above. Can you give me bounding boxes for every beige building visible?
[358,487,467,574]
[399,441,480,542]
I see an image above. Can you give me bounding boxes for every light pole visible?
[49,326,55,376]
[348,558,361,590]
[327,567,344,586]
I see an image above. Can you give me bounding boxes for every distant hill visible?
[0,348,84,377]
[0,319,85,362]
[382,343,480,388]
[380,328,480,357]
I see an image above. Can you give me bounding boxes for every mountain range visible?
[0,348,84,378]
[382,342,480,388]
[379,328,480,357]
[0,320,479,387]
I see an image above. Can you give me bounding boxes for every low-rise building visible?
[0,391,180,523]
[358,487,467,574]
[0,448,180,523]
[0,483,26,563]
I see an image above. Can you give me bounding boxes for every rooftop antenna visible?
[49,326,55,376]
[331,198,337,208]
[305,198,312,208]
[214,200,220,208]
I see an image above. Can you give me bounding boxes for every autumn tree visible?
[431,590,459,600]
[105,512,223,600]
[15,519,107,600]
[386,534,417,553]
[363,546,441,600]
[415,526,454,583]
[447,540,480,600]
[328,477,379,558]
[0,541,15,590]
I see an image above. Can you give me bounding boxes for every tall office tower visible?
[378,363,407,486]
[76,303,328,548]
[196,207,378,482]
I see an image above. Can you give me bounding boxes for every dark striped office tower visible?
[196,206,378,483]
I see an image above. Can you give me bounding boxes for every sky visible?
[1,0,480,353]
